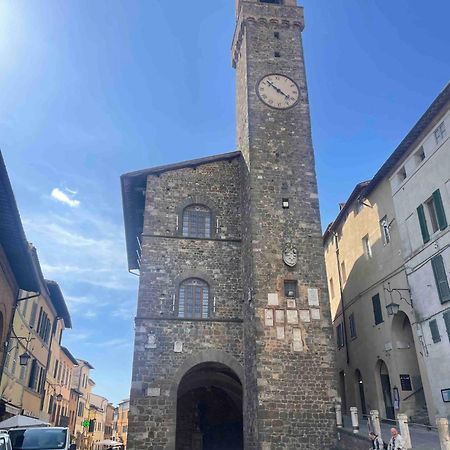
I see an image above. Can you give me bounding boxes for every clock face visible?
[257,74,299,109]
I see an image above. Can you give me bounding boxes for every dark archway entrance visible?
[176,362,243,450]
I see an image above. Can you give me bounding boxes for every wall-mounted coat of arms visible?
[283,244,298,267]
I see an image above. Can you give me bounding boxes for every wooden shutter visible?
[431,255,450,303]
[417,204,430,243]
[372,294,383,325]
[443,311,450,340]
[29,303,38,328]
[433,189,448,231]
[28,359,37,389]
[429,319,441,343]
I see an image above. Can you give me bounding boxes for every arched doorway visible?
[391,311,428,422]
[378,360,395,420]
[355,369,367,416]
[176,362,243,450]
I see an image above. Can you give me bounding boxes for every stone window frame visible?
[174,272,215,319]
[177,197,217,239]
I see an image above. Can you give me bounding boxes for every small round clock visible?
[257,74,299,109]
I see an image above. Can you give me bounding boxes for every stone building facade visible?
[122,1,336,449]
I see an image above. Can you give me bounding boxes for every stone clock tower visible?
[233,0,336,448]
[122,1,336,449]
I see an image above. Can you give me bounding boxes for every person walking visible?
[388,427,405,449]
[369,431,384,449]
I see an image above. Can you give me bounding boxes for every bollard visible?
[370,409,382,438]
[350,406,359,434]
[437,418,450,450]
[397,414,412,449]
[335,397,343,429]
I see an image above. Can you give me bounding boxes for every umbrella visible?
[96,440,124,447]
[0,415,50,429]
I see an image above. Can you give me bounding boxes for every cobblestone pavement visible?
[343,416,440,449]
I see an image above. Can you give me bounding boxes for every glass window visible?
[397,166,407,183]
[178,279,209,319]
[336,323,345,348]
[341,261,347,283]
[9,428,67,450]
[349,313,357,339]
[329,278,335,299]
[434,121,447,145]
[415,146,426,164]
[182,205,211,238]
[425,197,439,233]
[77,402,84,417]
[380,216,391,245]
[284,280,297,298]
[362,234,372,258]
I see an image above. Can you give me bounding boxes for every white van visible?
[0,431,13,450]
[8,427,74,450]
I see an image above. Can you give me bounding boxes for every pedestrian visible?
[388,427,405,449]
[368,431,384,449]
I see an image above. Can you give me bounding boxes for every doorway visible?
[379,360,395,420]
[176,362,243,450]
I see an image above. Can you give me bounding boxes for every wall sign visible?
[400,374,412,391]
[442,389,450,403]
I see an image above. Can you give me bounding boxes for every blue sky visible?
[0,0,448,404]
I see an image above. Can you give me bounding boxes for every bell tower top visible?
[236,0,298,16]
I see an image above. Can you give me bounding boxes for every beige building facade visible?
[1,251,72,422]
[115,399,129,447]
[325,84,450,425]
[0,151,40,419]
[324,177,428,423]
[72,361,94,437]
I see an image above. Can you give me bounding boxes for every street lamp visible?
[386,301,400,316]
[19,351,31,366]
[56,393,63,402]
[384,282,412,316]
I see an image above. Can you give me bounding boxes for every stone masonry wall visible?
[234,2,337,448]
[128,157,244,450]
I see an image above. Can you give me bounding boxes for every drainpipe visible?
[334,233,350,365]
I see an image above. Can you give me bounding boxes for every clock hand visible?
[267,81,290,100]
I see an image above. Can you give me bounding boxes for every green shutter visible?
[429,319,441,343]
[372,294,383,325]
[444,312,450,340]
[433,189,448,231]
[431,255,450,303]
[417,204,430,243]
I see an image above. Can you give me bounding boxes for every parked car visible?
[8,427,74,450]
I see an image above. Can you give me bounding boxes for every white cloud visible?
[51,188,80,208]
[23,212,137,292]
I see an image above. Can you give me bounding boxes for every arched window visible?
[182,204,211,238]
[178,278,209,319]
